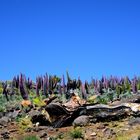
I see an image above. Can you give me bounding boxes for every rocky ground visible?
[1,116,140,140]
[1,99,140,140]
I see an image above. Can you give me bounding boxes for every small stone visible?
[90,132,97,136]
[36,122,40,127]
[122,128,129,131]
[129,117,140,126]
[49,127,54,131]
[103,128,116,139]
[0,117,9,126]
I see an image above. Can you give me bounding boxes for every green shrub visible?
[96,95,108,104]
[70,127,83,139]
[0,87,3,94]
[18,117,33,131]
[0,106,6,112]
[33,97,46,107]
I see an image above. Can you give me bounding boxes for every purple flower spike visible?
[43,74,48,97]
[132,76,138,94]
[2,81,9,101]
[19,74,28,100]
[81,83,87,99]
[62,75,66,94]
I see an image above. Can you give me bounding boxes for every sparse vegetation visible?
[70,127,83,139]
[1,73,140,107]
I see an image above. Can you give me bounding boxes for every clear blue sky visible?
[0,0,140,81]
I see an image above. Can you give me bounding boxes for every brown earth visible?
[1,117,140,140]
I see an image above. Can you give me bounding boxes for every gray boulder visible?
[73,115,90,127]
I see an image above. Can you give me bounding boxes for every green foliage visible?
[137,79,140,91]
[119,91,132,99]
[95,90,116,104]
[33,97,46,107]
[88,88,95,95]
[116,85,121,98]
[0,93,22,112]
[124,77,131,92]
[87,95,98,104]
[96,95,108,104]
[18,117,33,130]
[0,106,6,112]
[22,135,40,140]
[70,127,83,139]
[29,90,35,96]
[56,133,64,139]
[0,87,3,94]
[0,94,7,112]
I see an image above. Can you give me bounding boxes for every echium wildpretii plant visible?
[66,71,77,91]
[19,73,29,100]
[26,77,32,89]
[2,72,140,104]
[12,75,19,89]
[137,77,140,91]
[43,73,49,97]
[81,82,87,99]
[2,81,9,101]
[62,74,66,94]
[36,76,43,97]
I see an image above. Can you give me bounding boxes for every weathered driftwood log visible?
[44,102,140,128]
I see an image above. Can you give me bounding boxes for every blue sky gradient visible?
[0,0,140,81]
